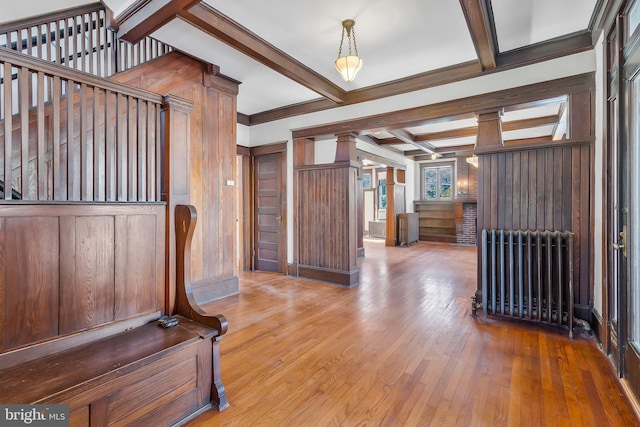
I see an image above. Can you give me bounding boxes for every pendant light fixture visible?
[335,19,363,82]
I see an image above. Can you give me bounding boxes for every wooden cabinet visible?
[414,201,456,243]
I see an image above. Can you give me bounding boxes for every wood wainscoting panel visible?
[59,215,115,334]
[476,143,592,319]
[0,203,166,356]
[114,51,240,302]
[297,163,359,286]
[2,216,59,350]
[114,213,159,319]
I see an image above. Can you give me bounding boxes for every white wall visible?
[237,123,251,147]
[404,158,416,213]
[244,51,596,264]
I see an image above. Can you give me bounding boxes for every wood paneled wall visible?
[112,52,240,305]
[297,163,359,286]
[0,203,165,353]
[477,143,593,318]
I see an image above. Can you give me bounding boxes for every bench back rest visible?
[0,202,165,366]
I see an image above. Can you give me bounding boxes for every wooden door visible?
[254,152,285,273]
[622,0,640,395]
[607,0,640,397]
[607,20,623,371]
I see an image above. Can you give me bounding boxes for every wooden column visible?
[295,133,360,286]
[474,109,504,153]
[292,137,315,275]
[385,166,397,246]
[335,132,357,162]
[385,166,406,246]
[161,95,194,315]
[474,108,503,302]
[357,164,365,258]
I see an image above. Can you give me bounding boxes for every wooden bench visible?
[0,203,228,426]
[0,316,220,426]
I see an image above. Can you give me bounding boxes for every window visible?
[422,165,453,200]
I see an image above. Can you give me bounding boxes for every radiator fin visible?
[481,229,574,338]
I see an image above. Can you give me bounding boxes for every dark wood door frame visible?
[250,142,288,274]
[621,1,640,394]
[604,3,640,398]
[237,145,252,272]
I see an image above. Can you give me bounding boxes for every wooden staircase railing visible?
[0,47,163,201]
[0,3,172,78]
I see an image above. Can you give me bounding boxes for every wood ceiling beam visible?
[375,137,405,146]
[416,126,478,142]
[180,3,346,104]
[248,31,591,125]
[345,61,483,105]
[114,0,200,44]
[435,144,476,153]
[292,72,593,139]
[403,149,427,156]
[459,0,498,70]
[496,30,592,69]
[248,61,483,125]
[407,114,558,143]
[353,135,405,162]
[388,129,437,155]
[502,115,559,131]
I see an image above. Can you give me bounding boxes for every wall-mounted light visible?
[335,19,363,82]
[466,154,479,168]
[457,179,468,195]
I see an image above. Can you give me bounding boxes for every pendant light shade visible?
[335,19,362,82]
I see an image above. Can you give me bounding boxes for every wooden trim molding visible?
[114,0,200,43]
[496,31,593,69]
[459,0,498,70]
[245,33,593,125]
[292,72,594,139]
[250,141,287,156]
[237,145,250,156]
[179,3,346,104]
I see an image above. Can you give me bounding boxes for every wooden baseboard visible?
[191,276,239,303]
[620,379,640,422]
[287,263,297,276]
[592,308,606,345]
[298,265,359,287]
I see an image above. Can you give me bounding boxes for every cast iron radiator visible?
[398,213,419,246]
[479,229,574,337]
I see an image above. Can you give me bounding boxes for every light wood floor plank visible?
[186,240,639,426]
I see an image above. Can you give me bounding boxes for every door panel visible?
[607,23,622,370]
[254,152,284,273]
[623,40,640,395]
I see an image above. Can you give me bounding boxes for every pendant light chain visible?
[350,26,358,56]
[337,27,346,57]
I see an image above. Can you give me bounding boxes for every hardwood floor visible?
[187,239,638,426]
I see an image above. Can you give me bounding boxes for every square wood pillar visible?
[474,109,504,153]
